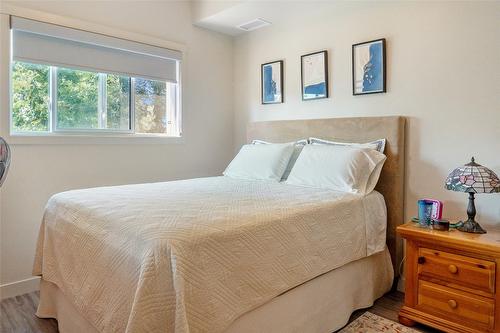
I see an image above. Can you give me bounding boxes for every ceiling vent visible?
[237,18,271,32]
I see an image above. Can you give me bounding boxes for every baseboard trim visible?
[0,276,40,300]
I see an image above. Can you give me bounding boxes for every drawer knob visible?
[448,264,458,274]
[448,299,458,309]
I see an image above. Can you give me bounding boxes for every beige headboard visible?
[247,116,406,277]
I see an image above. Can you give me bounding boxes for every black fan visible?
[0,137,10,187]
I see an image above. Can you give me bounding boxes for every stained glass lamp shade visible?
[0,137,10,187]
[445,157,500,234]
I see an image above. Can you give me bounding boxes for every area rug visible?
[339,312,419,333]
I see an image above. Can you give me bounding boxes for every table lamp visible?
[445,157,500,234]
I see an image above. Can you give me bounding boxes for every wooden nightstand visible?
[397,222,500,333]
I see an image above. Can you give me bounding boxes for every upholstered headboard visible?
[247,116,406,277]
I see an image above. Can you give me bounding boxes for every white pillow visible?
[286,144,387,194]
[309,137,386,153]
[224,143,295,181]
[252,139,307,180]
[252,139,308,145]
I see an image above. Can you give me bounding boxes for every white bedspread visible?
[33,176,386,333]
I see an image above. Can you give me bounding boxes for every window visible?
[10,17,181,136]
[12,62,177,135]
[11,62,50,132]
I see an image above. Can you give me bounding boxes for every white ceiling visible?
[191,0,319,37]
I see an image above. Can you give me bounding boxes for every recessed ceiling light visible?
[237,18,271,32]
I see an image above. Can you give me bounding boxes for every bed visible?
[34,116,406,333]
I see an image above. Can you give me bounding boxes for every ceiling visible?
[191,0,317,37]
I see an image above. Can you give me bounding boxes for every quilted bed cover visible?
[33,176,386,333]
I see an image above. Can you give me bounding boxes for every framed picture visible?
[261,60,283,104]
[301,50,328,101]
[352,38,386,95]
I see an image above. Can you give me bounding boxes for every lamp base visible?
[456,192,487,234]
[457,220,487,234]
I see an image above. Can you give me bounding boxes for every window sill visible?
[3,133,184,145]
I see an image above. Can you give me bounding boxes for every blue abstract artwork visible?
[304,82,326,95]
[302,51,328,100]
[261,61,283,104]
[353,39,386,95]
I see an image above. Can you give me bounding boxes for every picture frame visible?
[352,38,386,95]
[301,50,328,101]
[261,60,284,104]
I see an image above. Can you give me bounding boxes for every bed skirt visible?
[37,248,393,333]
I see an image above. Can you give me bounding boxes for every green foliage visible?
[57,70,131,130]
[57,68,99,129]
[135,78,167,134]
[12,62,169,134]
[12,62,50,132]
[106,75,130,130]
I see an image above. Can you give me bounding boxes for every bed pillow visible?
[285,144,387,194]
[224,142,295,181]
[252,139,307,180]
[252,139,308,145]
[309,137,386,153]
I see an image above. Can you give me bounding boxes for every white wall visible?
[233,1,500,227]
[0,1,234,298]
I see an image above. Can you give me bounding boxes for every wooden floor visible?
[1,292,57,333]
[0,290,439,333]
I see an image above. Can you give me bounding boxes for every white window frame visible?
[0,7,185,145]
[12,59,178,136]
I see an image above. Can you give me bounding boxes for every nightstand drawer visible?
[418,248,496,295]
[417,280,495,330]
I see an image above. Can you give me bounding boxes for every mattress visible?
[33,176,387,333]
